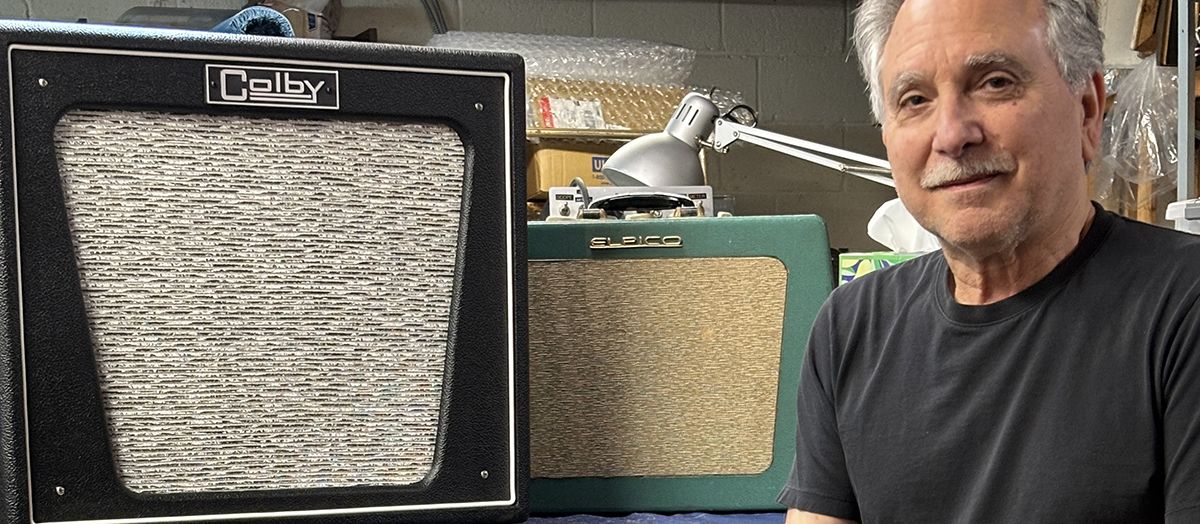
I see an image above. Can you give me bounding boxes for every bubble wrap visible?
[527,76,744,132]
[427,31,695,85]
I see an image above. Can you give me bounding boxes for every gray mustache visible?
[920,152,1017,189]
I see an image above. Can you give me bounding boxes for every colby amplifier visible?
[0,21,527,523]
[527,215,832,513]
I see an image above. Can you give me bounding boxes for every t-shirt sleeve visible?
[1165,296,1200,523]
[777,300,860,521]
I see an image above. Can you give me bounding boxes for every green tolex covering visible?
[527,215,833,513]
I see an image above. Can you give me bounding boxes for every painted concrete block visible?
[690,54,757,108]
[714,123,846,193]
[842,123,887,158]
[723,0,843,56]
[775,188,895,250]
[340,2,463,44]
[458,0,591,36]
[594,0,720,51]
[759,54,872,125]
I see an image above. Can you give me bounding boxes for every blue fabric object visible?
[527,513,785,523]
[211,6,293,37]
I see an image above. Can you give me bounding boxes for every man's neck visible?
[943,202,1096,305]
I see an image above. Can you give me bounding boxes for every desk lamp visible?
[602,92,896,189]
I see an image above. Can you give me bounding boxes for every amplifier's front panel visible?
[8,41,519,524]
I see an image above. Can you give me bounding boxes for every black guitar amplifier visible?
[0,21,526,523]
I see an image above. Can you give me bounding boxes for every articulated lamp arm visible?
[709,117,896,188]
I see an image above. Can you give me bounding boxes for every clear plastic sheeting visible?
[1099,57,1178,197]
[427,31,696,85]
[426,31,746,133]
[527,76,744,132]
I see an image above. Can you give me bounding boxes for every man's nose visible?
[931,96,984,159]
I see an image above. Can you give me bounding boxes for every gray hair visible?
[852,0,1104,123]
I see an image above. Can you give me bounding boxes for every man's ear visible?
[1080,70,1105,163]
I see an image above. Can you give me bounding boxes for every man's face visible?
[879,0,1102,254]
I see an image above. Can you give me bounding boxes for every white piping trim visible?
[7,38,32,524]
[504,72,517,507]
[47,499,513,524]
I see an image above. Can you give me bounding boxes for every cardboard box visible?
[527,142,617,199]
[838,252,922,286]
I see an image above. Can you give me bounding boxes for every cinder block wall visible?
[2,0,919,250]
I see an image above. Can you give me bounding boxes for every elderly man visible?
[779,0,1200,522]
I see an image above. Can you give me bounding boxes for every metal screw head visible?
[480,470,489,479]
[55,486,65,496]
[37,78,48,87]
[474,102,484,111]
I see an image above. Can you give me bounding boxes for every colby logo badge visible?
[206,65,339,109]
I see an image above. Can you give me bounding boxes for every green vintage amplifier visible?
[527,215,832,513]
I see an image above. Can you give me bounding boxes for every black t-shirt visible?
[779,204,1200,523]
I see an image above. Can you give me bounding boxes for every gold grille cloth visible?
[528,257,787,478]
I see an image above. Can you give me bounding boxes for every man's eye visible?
[983,76,1014,90]
[900,95,927,108]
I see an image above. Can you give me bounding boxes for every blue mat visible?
[210,6,293,37]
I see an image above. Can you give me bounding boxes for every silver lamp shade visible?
[601,92,721,187]
[601,132,705,186]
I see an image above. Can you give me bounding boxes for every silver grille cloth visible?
[52,110,464,493]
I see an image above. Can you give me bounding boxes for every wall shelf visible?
[526,128,647,141]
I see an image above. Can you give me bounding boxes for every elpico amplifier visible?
[527,215,832,513]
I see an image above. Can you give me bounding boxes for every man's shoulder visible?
[1075,211,1200,311]
[1102,212,1200,272]
[1109,211,1200,244]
